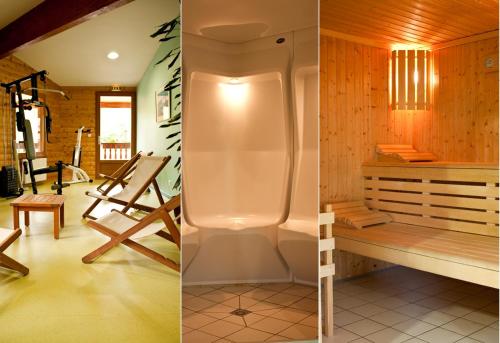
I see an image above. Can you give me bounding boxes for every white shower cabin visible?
[182,26,318,286]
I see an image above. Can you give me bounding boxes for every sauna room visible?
[0,0,181,342]
[320,1,499,342]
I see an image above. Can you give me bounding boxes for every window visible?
[15,95,46,157]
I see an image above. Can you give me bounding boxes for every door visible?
[95,92,136,177]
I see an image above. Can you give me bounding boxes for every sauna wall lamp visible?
[390,49,431,110]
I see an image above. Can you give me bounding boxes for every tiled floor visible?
[326,266,499,343]
[183,283,318,342]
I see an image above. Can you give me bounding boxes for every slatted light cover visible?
[390,50,431,110]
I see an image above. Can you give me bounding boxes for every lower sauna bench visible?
[332,162,499,289]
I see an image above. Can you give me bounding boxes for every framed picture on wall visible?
[156,90,171,123]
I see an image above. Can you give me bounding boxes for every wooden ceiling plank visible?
[0,0,134,59]
[381,0,495,35]
[324,2,451,43]
[329,0,475,36]
[321,15,438,45]
[404,0,498,33]
[320,0,498,46]
[321,18,421,45]
[329,0,464,40]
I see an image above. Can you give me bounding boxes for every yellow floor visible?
[0,182,180,343]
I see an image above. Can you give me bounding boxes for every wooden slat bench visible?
[332,162,499,288]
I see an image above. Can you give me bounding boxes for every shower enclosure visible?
[182,27,318,285]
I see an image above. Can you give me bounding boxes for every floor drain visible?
[231,309,252,316]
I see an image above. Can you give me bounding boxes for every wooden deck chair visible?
[83,155,170,220]
[96,151,153,194]
[0,228,28,276]
[82,195,180,272]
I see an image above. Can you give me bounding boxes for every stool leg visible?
[13,207,19,230]
[53,209,60,239]
[24,211,30,227]
[60,204,65,228]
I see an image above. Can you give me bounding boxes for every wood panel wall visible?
[320,35,394,278]
[320,34,499,279]
[413,38,499,162]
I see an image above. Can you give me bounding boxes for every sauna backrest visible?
[362,162,499,237]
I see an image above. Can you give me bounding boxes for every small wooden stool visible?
[10,194,65,239]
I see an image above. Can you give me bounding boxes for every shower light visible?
[219,80,248,106]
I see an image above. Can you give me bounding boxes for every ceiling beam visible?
[0,0,135,59]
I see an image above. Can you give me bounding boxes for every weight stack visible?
[0,166,19,197]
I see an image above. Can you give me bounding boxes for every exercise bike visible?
[63,126,93,184]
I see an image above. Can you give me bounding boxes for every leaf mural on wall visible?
[152,15,181,190]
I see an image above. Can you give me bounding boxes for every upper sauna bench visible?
[332,161,499,288]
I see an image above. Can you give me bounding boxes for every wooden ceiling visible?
[321,0,499,46]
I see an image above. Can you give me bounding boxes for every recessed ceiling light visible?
[107,51,119,60]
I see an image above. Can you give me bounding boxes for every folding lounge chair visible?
[83,155,170,220]
[95,151,153,194]
[82,195,180,272]
[0,228,29,276]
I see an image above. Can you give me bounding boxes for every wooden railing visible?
[101,142,131,160]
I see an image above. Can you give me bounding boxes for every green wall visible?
[136,28,180,196]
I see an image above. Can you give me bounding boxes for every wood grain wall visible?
[413,38,499,162]
[320,35,394,278]
[320,35,499,279]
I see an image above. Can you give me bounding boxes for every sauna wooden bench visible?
[10,194,65,239]
[332,162,499,289]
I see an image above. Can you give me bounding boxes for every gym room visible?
[319,1,499,342]
[0,0,181,342]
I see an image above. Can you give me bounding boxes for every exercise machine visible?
[64,126,93,184]
[1,71,69,195]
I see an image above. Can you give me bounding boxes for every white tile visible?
[249,317,293,335]
[490,321,499,329]
[343,318,387,336]
[415,296,452,310]
[226,327,273,343]
[397,291,429,303]
[416,310,456,326]
[469,326,499,343]
[369,310,411,326]
[198,320,243,338]
[183,329,220,343]
[393,318,436,336]
[183,312,218,329]
[201,290,238,303]
[269,307,312,323]
[365,327,412,343]
[438,304,474,317]
[395,304,432,317]
[183,296,217,312]
[373,296,409,309]
[417,327,464,343]
[350,339,372,343]
[350,303,386,317]
[278,323,317,340]
[335,296,368,310]
[455,338,481,343]
[184,286,217,297]
[442,317,486,336]
[463,310,499,326]
[402,339,427,343]
[265,292,302,306]
[323,327,360,343]
[334,311,364,326]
